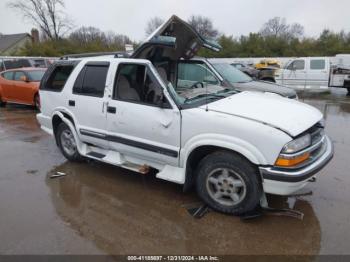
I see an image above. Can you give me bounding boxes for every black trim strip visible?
[80,129,178,158]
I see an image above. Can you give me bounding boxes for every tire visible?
[0,96,6,107]
[196,151,262,215]
[56,122,82,162]
[34,93,40,110]
[347,87,350,96]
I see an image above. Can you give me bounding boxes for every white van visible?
[276,57,350,93]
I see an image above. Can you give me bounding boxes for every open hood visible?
[132,15,221,61]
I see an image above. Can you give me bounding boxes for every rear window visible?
[73,63,109,97]
[27,70,46,81]
[310,59,326,70]
[43,65,75,91]
[3,59,31,70]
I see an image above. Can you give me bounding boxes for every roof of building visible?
[0,33,30,53]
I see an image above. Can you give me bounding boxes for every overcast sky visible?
[1,0,350,41]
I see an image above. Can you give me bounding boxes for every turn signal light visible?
[275,152,310,167]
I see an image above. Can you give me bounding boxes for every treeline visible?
[13,14,350,58]
[17,26,134,57]
[200,29,350,58]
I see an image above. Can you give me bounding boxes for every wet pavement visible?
[0,88,349,255]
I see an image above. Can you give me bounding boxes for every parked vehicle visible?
[179,58,297,98]
[255,59,281,69]
[0,57,52,72]
[37,15,333,215]
[276,57,350,93]
[0,67,46,109]
[231,62,278,83]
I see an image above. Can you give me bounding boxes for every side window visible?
[14,71,25,81]
[2,71,14,80]
[43,65,75,91]
[310,59,326,70]
[114,63,166,106]
[73,64,109,97]
[177,62,219,89]
[287,60,305,70]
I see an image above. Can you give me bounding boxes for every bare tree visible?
[69,26,107,44]
[187,15,219,39]
[289,23,304,39]
[260,17,304,39]
[145,17,164,36]
[7,0,72,40]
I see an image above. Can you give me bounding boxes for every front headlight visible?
[275,134,312,167]
[282,134,311,154]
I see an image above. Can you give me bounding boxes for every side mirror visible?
[20,75,29,82]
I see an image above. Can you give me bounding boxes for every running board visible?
[86,151,106,159]
[84,147,150,174]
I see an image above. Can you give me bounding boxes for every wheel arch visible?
[52,111,76,144]
[182,139,266,192]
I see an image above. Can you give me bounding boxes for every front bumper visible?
[259,135,334,195]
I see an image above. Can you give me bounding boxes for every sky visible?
[1,0,350,41]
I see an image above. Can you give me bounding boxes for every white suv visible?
[37,16,333,215]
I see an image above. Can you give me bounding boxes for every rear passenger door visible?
[307,58,328,89]
[70,62,110,149]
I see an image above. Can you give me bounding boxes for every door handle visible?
[107,106,116,114]
[68,100,75,107]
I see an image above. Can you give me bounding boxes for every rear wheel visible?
[34,93,40,110]
[56,122,82,162]
[196,151,262,215]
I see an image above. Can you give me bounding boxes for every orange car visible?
[0,67,46,109]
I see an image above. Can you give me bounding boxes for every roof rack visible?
[59,51,130,60]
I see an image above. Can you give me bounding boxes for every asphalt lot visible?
[0,88,349,255]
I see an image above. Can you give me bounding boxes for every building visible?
[0,29,39,55]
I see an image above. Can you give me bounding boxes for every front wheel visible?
[56,122,82,162]
[196,151,262,215]
[0,96,6,107]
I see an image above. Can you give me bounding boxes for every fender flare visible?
[52,111,85,155]
[181,133,268,168]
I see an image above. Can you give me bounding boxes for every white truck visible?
[276,56,350,93]
[37,16,333,215]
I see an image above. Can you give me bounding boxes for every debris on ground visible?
[50,172,67,179]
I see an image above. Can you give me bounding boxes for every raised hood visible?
[203,92,323,137]
[132,15,221,61]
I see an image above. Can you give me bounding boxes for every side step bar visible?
[86,151,106,159]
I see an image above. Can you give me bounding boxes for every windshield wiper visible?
[184,93,226,103]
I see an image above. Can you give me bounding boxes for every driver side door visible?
[106,61,181,166]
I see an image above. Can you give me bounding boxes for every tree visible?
[187,15,219,39]
[145,17,164,36]
[69,26,107,45]
[7,0,72,40]
[260,17,304,40]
